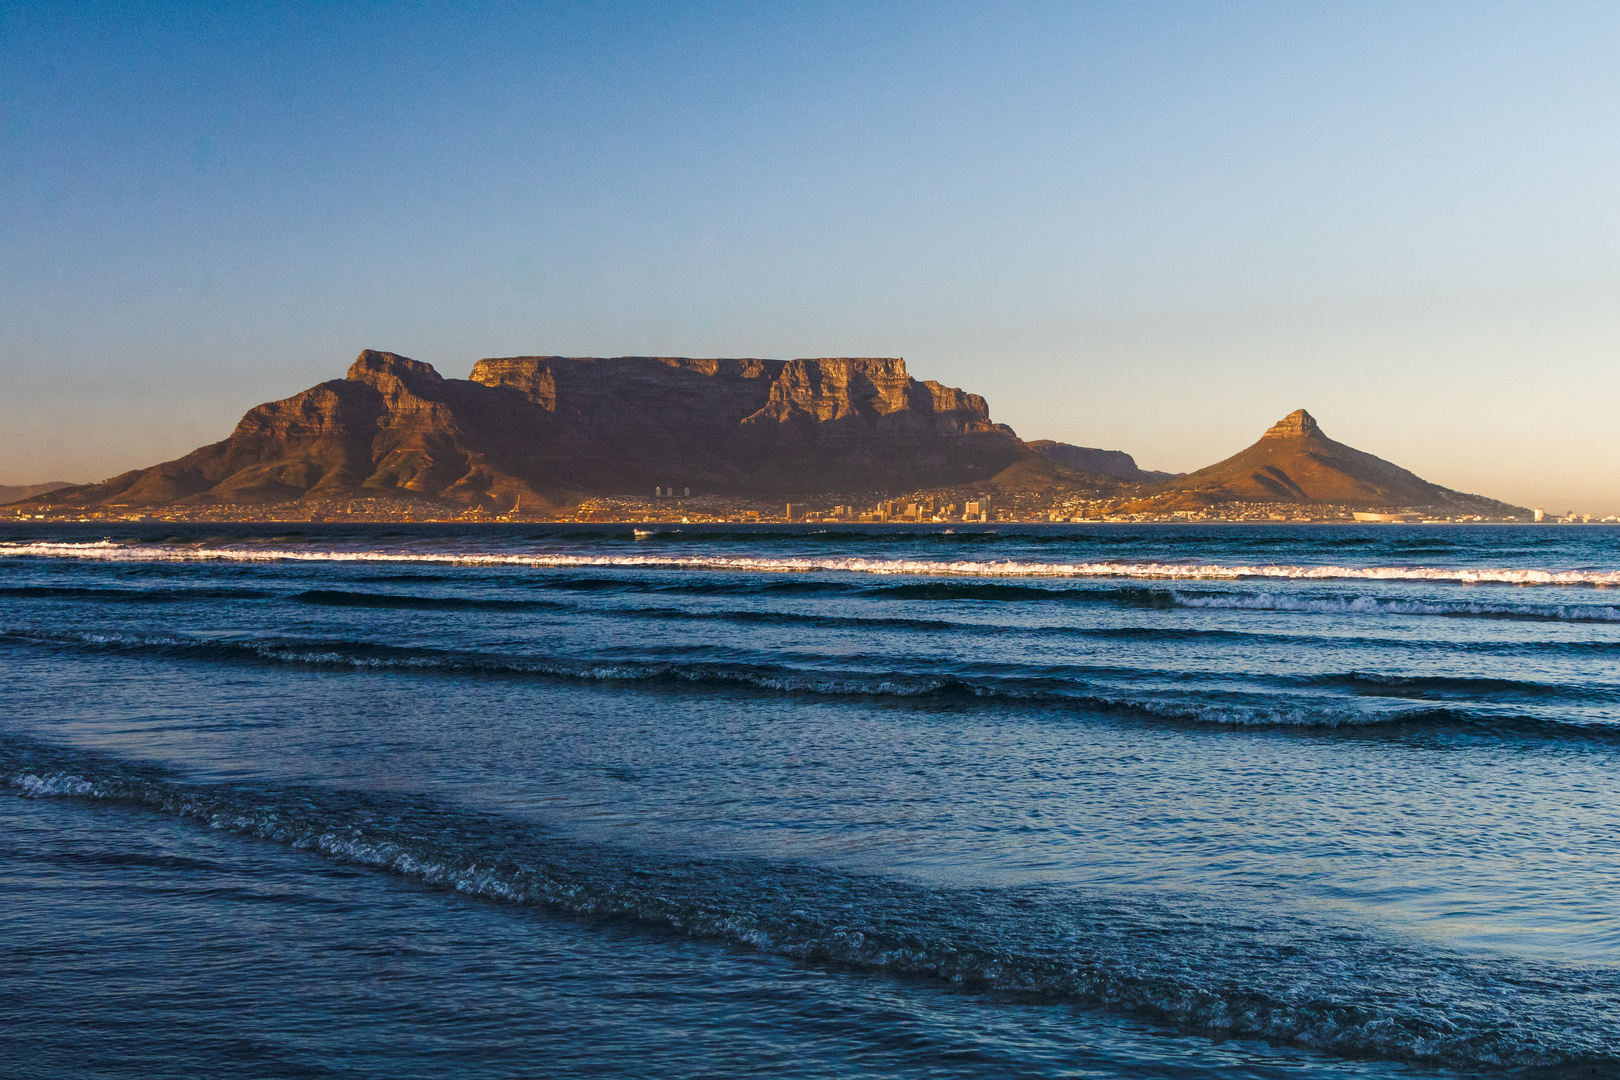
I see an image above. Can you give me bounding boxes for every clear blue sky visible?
[3,1,1617,512]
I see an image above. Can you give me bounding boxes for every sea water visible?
[3,522,1618,1078]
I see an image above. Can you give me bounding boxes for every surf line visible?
[4,541,1620,587]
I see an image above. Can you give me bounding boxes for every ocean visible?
[3,522,1618,1079]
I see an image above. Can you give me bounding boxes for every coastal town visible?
[5,490,1607,525]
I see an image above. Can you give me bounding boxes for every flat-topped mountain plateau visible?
[10,351,1527,521]
[19,350,1121,515]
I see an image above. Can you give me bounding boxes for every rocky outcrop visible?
[36,350,1031,510]
[1025,441,1175,483]
[39,352,564,511]
[1136,409,1526,513]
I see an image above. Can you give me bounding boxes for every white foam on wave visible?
[4,540,1619,587]
[1173,591,1620,621]
[13,772,96,797]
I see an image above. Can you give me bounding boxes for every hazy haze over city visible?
[2,1,1617,514]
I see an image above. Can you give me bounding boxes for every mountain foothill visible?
[11,350,1524,517]
[0,481,77,505]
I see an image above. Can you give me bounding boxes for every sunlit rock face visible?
[468,354,1022,495]
[41,351,1027,510]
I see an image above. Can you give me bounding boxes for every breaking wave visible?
[5,540,1620,587]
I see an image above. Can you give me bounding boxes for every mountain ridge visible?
[1126,409,1526,515]
[30,350,1090,511]
[15,356,1528,518]
[0,481,78,506]
[1025,441,1177,483]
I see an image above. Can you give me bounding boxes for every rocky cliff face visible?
[40,351,1029,509]
[46,352,561,510]
[465,354,1020,493]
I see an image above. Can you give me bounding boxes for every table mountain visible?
[33,350,1041,511]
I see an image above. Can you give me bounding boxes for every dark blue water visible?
[4,523,1619,1078]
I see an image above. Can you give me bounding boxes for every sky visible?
[2,1,1618,514]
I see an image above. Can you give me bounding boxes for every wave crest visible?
[5,540,1619,587]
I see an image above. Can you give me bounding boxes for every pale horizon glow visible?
[3,2,1617,514]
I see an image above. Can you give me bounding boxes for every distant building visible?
[1534,508,1545,522]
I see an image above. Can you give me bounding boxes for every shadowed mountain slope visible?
[32,350,1051,510]
[1025,441,1176,483]
[0,481,77,506]
[34,352,561,511]
[1135,409,1526,514]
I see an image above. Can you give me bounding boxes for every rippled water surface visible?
[4,522,1619,1078]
